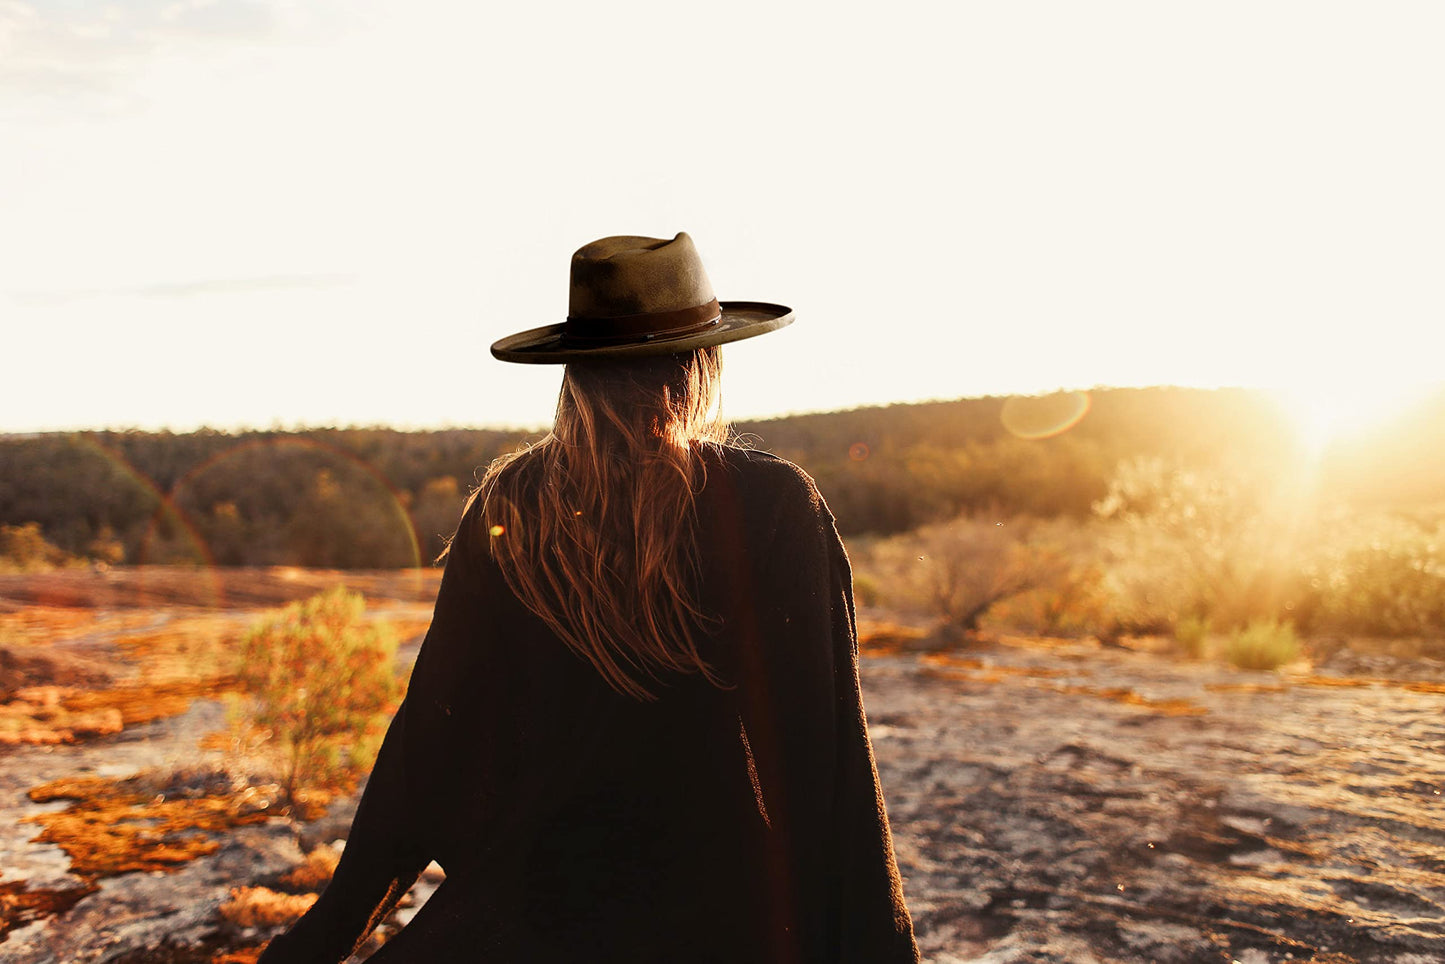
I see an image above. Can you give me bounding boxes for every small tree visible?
[237,588,400,804]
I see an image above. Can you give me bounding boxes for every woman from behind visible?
[258,233,919,963]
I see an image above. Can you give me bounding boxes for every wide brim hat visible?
[490,232,793,364]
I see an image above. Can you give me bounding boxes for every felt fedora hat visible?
[490,233,793,364]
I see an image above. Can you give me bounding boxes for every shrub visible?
[0,523,76,572]
[1222,619,1300,671]
[1092,457,1310,631]
[859,515,1070,634]
[991,556,1110,638]
[1306,514,1445,638]
[1174,615,1211,659]
[236,588,400,804]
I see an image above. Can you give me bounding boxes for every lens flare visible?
[63,435,224,607]
[1000,391,1091,440]
[168,437,426,591]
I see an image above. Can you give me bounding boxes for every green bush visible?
[1222,619,1300,671]
[236,588,400,804]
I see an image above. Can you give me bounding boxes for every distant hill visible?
[3,385,1442,569]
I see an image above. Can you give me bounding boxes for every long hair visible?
[469,346,730,700]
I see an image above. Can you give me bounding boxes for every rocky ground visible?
[2,570,1444,962]
[873,636,1445,963]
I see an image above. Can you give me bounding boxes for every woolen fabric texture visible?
[256,447,920,963]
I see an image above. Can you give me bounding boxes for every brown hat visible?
[490,233,793,364]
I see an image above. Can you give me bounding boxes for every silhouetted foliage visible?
[0,427,524,569]
[2,386,1444,582]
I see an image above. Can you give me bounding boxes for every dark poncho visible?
[258,448,919,963]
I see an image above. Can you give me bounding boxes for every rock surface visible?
[3,588,1445,961]
[868,636,1445,963]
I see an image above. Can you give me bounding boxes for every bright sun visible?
[1268,379,1433,458]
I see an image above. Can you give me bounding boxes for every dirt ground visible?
[2,569,1444,963]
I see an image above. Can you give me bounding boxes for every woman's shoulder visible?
[708,444,821,499]
[711,444,816,489]
[702,444,833,528]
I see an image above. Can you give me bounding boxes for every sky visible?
[1,1,1442,433]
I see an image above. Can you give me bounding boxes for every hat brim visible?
[490,301,794,364]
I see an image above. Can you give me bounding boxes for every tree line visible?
[2,385,1441,570]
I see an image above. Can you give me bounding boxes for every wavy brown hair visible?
[467,346,730,700]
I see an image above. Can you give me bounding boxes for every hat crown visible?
[489,230,792,364]
[568,232,716,319]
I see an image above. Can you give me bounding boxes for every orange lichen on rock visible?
[1205,682,1290,694]
[24,771,276,880]
[857,619,931,656]
[115,615,245,682]
[211,949,265,964]
[279,845,340,891]
[0,606,111,645]
[0,677,237,746]
[1052,684,1208,717]
[920,651,1066,679]
[0,879,99,942]
[1293,674,1445,696]
[920,653,1206,716]
[0,688,124,745]
[62,676,236,727]
[386,616,434,644]
[218,887,318,928]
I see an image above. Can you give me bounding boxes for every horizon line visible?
[0,382,1344,439]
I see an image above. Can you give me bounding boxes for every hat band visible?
[562,299,721,347]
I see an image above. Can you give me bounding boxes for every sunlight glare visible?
[1269,379,1433,457]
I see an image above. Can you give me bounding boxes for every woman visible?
[258,234,919,963]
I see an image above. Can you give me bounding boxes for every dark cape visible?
[257,447,919,963]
